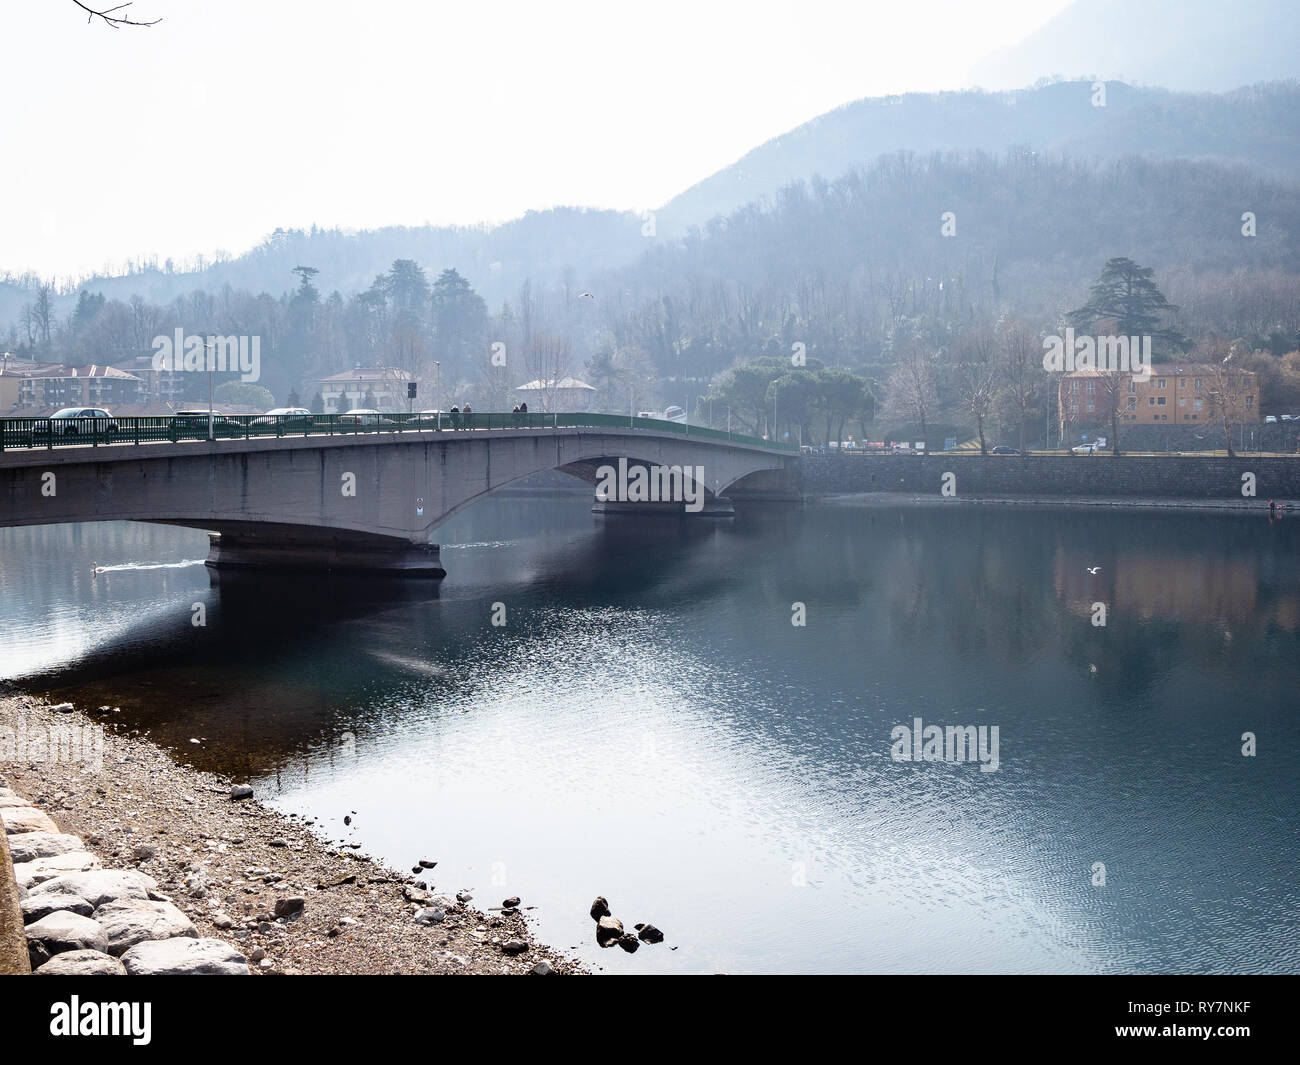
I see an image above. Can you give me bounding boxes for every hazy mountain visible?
[969,0,1298,93]
[0,207,644,338]
[655,80,1300,236]
[5,77,1298,338]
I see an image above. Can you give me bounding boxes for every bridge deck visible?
[0,411,794,464]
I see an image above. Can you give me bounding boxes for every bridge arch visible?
[0,426,799,576]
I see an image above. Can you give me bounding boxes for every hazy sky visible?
[2,0,1072,280]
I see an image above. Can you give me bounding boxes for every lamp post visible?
[205,335,215,441]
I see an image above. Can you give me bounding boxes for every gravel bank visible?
[0,692,580,975]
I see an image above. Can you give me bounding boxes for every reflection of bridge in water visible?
[0,414,799,576]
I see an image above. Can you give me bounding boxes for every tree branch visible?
[72,1,161,28]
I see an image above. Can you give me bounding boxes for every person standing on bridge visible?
[449,405,460,430]
[462,402,473,430]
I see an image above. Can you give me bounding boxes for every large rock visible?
[35,949,126,976]
[28,869,157,908]
[1,807,59,834]
[120,937,250,975]
[14,852,101,890]
[8,832,87,864]
[0,791,32,809]
[596,915,624,946]
[637,923,665,943]
[95,899,198,956]
[26,911,108,967]
[21,891,94,922]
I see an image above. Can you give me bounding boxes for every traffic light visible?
[407,382,417,399]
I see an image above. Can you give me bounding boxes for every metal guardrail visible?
[0,411,798,454]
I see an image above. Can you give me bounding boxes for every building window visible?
[1195,379,1203,391]
[1128,397,1136,411]
[1179,398,1186,407]
[1157,397,1166,406]
[1194,399,1203,411]
[1246,395,1254,409]
[1086,380,1095,395]
[1128,380,1136,393]
[1070,380,1080,394]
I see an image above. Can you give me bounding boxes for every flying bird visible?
[1086,566,1101,574]
[578,291,595,299]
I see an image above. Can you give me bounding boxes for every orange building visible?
[1059,364,1258,433]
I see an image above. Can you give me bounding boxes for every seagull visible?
[578,291,595,300]
[1086,566,1101,574]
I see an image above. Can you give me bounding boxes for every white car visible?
[40,407,119,436]
[338,408,395,426]
[1072,442,1100,453]
[252,407,314,429]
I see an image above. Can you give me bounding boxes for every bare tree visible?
[955,324,998,456]
[884,335,938,449]
[522,333,572,412]
[996,315,1043,452]
[1205,346,1254,457]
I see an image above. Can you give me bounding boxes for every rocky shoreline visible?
[0,693,580,975]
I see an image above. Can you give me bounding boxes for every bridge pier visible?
[204,529,445,577]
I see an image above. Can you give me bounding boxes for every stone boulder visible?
[596,915,624,946]
[120,937,250,975]
[25,911,108,968]
[95,899,198,956]
[28,869,158,908]
[35,949,126,976]
[1,807,59,834]
[21,891,94,922]
[14,852,101,890]
[8,832,87,864]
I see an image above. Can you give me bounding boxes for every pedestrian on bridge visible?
[462,402,473,430]
[449,405,460,430]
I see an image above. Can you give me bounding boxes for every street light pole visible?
[205,335,215,441]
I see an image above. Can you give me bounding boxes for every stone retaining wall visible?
[800,454,1300,502]
[0,782,247,975]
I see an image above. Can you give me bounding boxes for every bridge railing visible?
[0,411,797,454]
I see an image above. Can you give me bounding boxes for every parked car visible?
[891,443,920,455]
[989,445,1022,455]
[169,409,240,440]
[251,407,314,431]
[413,409,443,424]
[1072,442,1101,453]
[34,408,120,438]
[1265,415,1278,424]
[338,408,396,427]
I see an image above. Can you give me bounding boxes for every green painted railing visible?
[0,411,797,454]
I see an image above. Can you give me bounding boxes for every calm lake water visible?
[2,484,1298,974]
